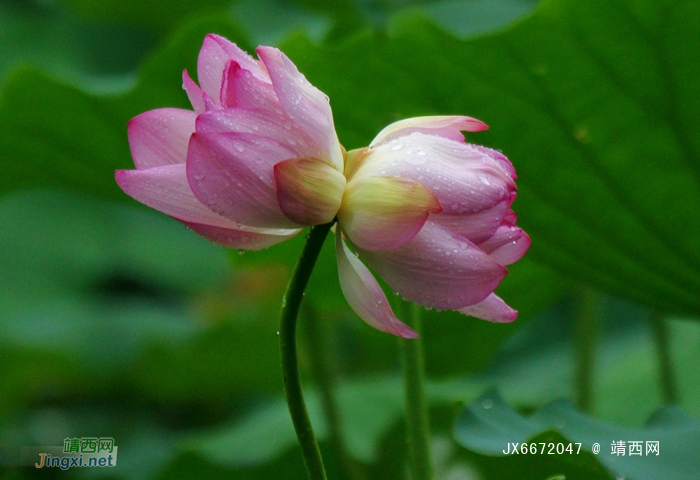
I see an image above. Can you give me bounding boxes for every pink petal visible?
[186,132,300,229]
[355,133,516,215]
[458,293,518,323]
[181,221,297,250]
[335,232,418,338]
[195,108,323,159]
[219,60,240,108]
[182,69,205,115]
[338,176,442,251]
[502,209,517,225]
[478,225,531,266]
[256,46,343,170]
[274,157,346,225]
[356,221,508,310]
[429,200,510,244]
[127,108,197,169]
[203,94,221,112]
[370,116,489,146]
[197,34,266,102]
[471,145,517,180]
[115,163,277,230]
[220,61,281,112]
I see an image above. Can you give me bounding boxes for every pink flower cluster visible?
[116,34,530,338]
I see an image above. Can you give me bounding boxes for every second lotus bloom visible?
[116,34,530,338]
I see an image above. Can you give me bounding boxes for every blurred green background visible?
[0,0,698,478]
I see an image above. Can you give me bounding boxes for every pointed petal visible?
[197,34,266,101]
[196,108,323,158]
[458,293,518,323]
[256,46,343,169]
[478,226,531,266]
[182,69,206,115]
[219,60,240,108]
[338,176,442,251]
[355,133,516,215]
[226,63,282,112]
[370,116,488,146]
[127,108,196,169]
[430,200,510,244]
[186,132,299,229]
[274,157,345,225]
[356,221,507,310]
[471,145,517,179]
[115,163,294,240]
[182,221,297,250]
[335,232,418,338]
[342,147,368,180]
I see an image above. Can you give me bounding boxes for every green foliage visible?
[178,312,700,470]
[60,0,234,33]
[455,390,700,480]
[0,1,156,86]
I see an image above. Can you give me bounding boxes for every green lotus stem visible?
[650,311,679,404]
[301,303,359,480]
[280,222,334,480]
[399,302,433,480]
[574,288,600,414]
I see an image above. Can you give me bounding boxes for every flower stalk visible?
[650,311,678,404]
[399,302,433,480]
[301,303,358,480]
[574,288,600,414]
[280,222,334,480]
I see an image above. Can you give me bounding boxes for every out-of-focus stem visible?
[302,303,359,480]
[279,222,333,480]
[574,288,600,414]
[399,302,433,480]
[650,311,679,404]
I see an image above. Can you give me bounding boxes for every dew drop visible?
[478,175,491,186]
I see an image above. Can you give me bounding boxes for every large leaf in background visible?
[278,0,700,316]
[0,0,155,90]
[0,189,230,361]
[0,189,231,419]
[60,0,233,33]
[0,15,251,202]
[455,390,700,480]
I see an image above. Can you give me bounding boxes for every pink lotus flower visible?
[116,34,530,338]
